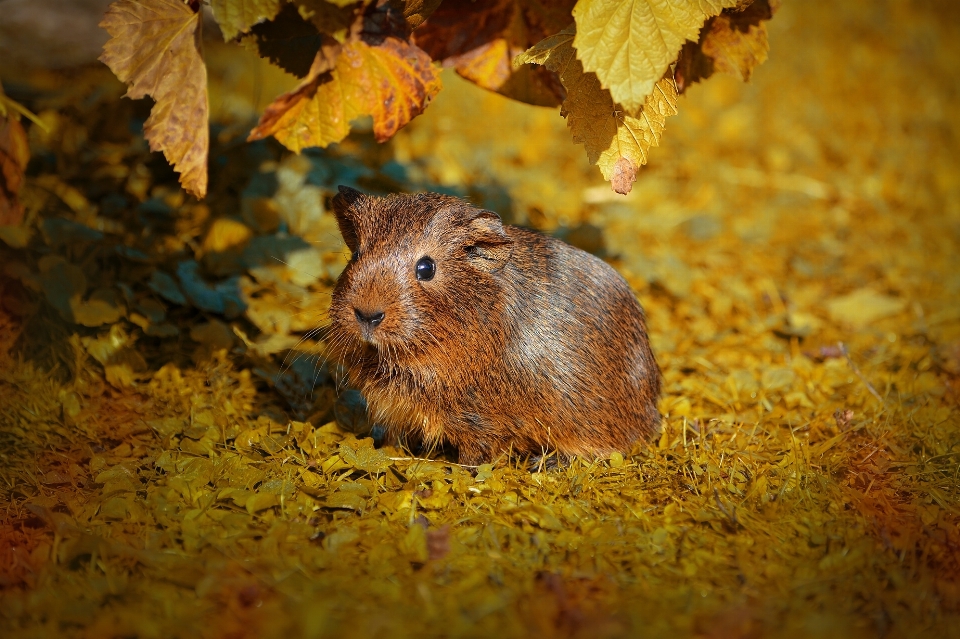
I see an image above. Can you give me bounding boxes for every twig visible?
[838,342,885,405]
[713,488,740,531]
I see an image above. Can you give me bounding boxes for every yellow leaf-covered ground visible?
[1,1,958,638]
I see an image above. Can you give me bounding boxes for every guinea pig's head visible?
[327,186,514,365]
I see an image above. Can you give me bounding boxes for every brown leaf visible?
[610,156,636,196]
[675,0,776,94]
[0,114,29,226]
[100,0,209,198]
[385,0,444,30]
[415,0,573,106]
[249,34,441,151]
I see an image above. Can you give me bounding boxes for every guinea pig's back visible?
[501,227,661,451]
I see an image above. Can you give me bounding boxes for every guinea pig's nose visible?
[354,308,385,328]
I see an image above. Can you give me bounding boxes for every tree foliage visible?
[99,0,778,197]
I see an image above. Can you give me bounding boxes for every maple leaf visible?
[0,114,29,226]
[675,0,777,94]
[415,0,574,106]
[518,26,678,195]
[100,0,209,199]
[210,0,282,41]
[572,0,738,112]
[249,33,441,151]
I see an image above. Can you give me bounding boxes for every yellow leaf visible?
[324,491,366,511]
[249,36,442,151]
[825,288,907,328]
[338,441,392,473]
[210,0,282,41]
[100,0,209,198]
[202,218,253,254]
[517,27,678,194]
[572,0,737,111]
[245,492,280,514]
[401,524,429,563]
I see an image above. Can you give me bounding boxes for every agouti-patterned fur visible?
[328,186,661,465]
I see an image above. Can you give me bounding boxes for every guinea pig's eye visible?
[350,250,359,261]
[415,256,436,282]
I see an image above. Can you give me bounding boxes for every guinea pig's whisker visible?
[269,255,323,284]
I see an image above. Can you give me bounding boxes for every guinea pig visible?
[327,186,661,465]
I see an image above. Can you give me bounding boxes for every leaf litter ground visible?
[1,1,959,637]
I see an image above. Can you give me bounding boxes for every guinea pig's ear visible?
[465,210,513,269]
[331,185,363,251]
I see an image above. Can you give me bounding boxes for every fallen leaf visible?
[0,112,29,226]
[517,27,678,194]
[176,260,246,318]
[100,0,209,198]
[249,34,441,150]
[825,288,907,328]
[572,0,737,112]
[245,491,280,514]
[338,441,392,473]
[324,490,366,511]
[147,270,188,306]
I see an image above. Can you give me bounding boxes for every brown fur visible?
[327,186,661,465]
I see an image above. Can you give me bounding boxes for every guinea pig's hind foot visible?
[526,451,569,473]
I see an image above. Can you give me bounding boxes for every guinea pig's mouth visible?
[356,326,380,346]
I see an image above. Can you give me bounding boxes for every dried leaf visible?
[675,0,777,93]
[100,0,209,198]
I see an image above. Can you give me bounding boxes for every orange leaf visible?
[100,0,209,198]
[249,35,441,151]
[0,114,29,226]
